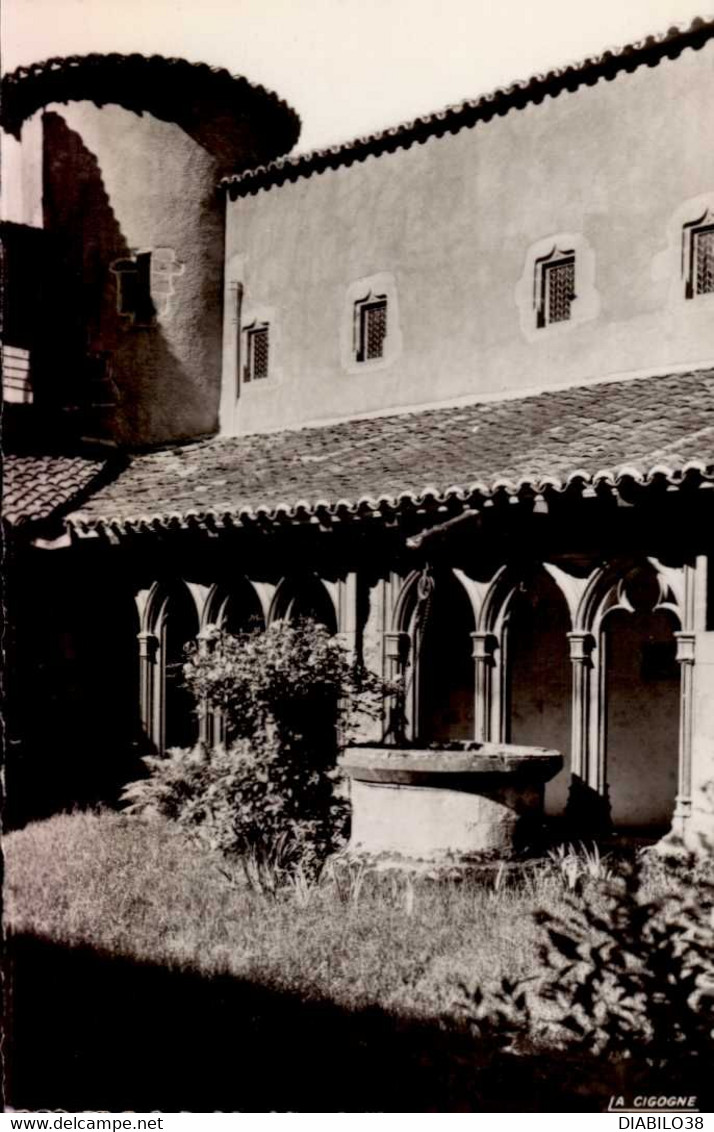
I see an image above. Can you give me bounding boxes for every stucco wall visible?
[37,101,226,446]
[1,114,43,228]
[508,574,572,818]
[223,41,714,435]
[604,608,680,829]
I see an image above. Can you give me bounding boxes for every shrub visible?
[123,619,392,874]
[459,846,714,1073]
[183,618,386,749]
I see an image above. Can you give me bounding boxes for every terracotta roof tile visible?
[3,454,107,527]
[0,54,300,171]
[224,17,713,198]
[64,369,714,531]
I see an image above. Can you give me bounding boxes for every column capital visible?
[567,630,595,662]
[470,631,498,660]
[384,630,410,663]
[137,631,159,659]
[675,630,696,665]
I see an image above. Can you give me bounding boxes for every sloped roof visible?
[67,369,714,534]
[1,54,300,174]
[224,16,714,198]
[3,454,107,527]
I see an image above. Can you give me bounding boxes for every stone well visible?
[339,744,562,860]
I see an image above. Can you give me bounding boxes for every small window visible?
[244,323,269,382]
[112,252,155,325]
[355,296,387,362]
[683,214,714,299]
[535,251,576,329]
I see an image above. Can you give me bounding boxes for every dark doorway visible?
[417,572,475,743]
[161,584,199,751]
[604,567,679,831]
[507,570,571,817]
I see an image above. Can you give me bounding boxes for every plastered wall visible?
[39,101,226,446]
[224,41,714,435]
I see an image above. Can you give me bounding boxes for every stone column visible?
[471,631,498,742]
[196,627,218,748]
[566,630,608,830]
[137,630,159,749]
[567,632,593,780]
[673,630,696,837]
[337,573,359,659]
[383,630,410,744]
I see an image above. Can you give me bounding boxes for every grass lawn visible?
[4,810,712,1112]
[4,809,564,1019]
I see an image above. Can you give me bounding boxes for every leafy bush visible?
[460,846,714,1073]
[123,619,391,873]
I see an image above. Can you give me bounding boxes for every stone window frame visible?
[354,293,388,362]
[341,272,402,375]
[244,320,270,382]
[516,233,599,342]
[110,247,184,327]
[238,302,280,389]
[535,249,576,329]
[682,209,714,300]
[653,194,714,310]
[111,250,155,326]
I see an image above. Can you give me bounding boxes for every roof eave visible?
[65,461,714,541]
[221,16,714,198]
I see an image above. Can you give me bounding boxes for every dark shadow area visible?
[507,569,571,818]
[417,570,475,744]
[3,544,146,829]
[277,575,338,634]
[7,931,711,1112]
[565,775,613,838]
[160,582,200,752]
[1,222,49,356]
[1,220,64,453]
[604,567,680,830]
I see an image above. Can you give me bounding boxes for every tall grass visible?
[5,810,581,1021]
[7,812,713,1111]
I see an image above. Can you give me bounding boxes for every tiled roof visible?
[68,369,714,534]
[1,54,300,172]
[224,16,714,198]
[3,454,107,527]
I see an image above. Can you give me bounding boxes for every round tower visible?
[1,55,299,447]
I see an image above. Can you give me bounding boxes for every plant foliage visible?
[460,845,714,1075]
[122,619,391,873]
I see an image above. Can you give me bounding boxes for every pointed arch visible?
[566,558,686,834]
[474,562,574,745]
[391,567,478,743]
[201,577,266,634]
[505,568,572,816]
[268,574,338,633]
[416,568,477,743]
[142,578,202,635]
[138,579,200,753]
[600,561,681,831]
[391,569,422,634]
[478,564,521,637]
[574,557,684,636]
